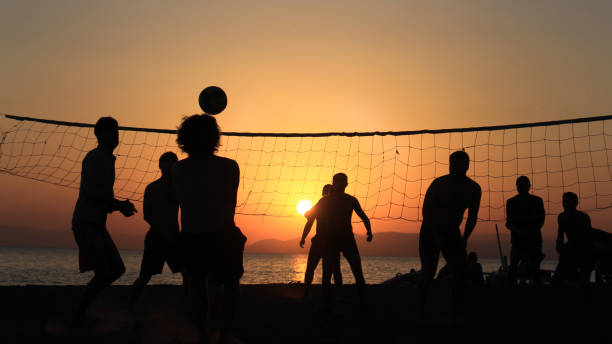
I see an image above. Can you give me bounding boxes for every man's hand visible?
[299,238,306,248]
[119,200,137,217]
[366,232,373,242]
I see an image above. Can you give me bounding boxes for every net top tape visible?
[4,113,612,137]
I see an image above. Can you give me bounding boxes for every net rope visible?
[2,113,612,222]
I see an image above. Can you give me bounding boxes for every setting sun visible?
[296,200,312,215]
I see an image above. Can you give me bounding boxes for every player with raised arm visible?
[71,117,137,325]
[418,150,481,319]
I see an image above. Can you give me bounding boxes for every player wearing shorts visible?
[130,152,182,305]
[173,115,246,342]
[307,173,373,310]
[418,151,481,318]
[71,117,137,325]
[300,184,342,298]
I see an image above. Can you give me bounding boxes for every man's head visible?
[516,176,531,195]
[562,192,579,212]
[468,251,478,264]
[159,151,178,177]
[449,150,470,176]
[176,114,220,156]
[322,184,333,196]
[94,117,119,149]
[332,173,348,192]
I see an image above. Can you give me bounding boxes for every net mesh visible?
[2,114,612,222]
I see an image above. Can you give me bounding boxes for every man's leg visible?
[73,228,125,325]
[130,273,152,305]
[332,256,343,287]
[182,233,209,338]
[342,238,366,286]
[439,232,467,320]
[508,243,520,286]
[189,273,209,337]
[417,225,440,316]
[341,236,366,304]
[578,248,593,287]
[322,251,340,312]
[73,273,116,324]
[303,241,322,297]
[130,234,163,305]
[222,279,240,336]
[527,244,543,286]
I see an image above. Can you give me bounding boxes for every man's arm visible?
[505,199,514,231]
[230,160,240,214]
[113,198,136,217]
[80,152,135,216]
[421,182,436,221]
[463,185,482,242]
[353,198,372,242]
[300,201,319,247]
[143,185,153,226]
[556,214,565,253]
[300,218,315,248]
[535,197,546,230]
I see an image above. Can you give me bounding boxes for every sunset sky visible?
[2,1,612,248]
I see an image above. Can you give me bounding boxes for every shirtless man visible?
[555,192,593,285]
[307,173,373,309]
[173,115,246,342]
[130,152,182,305]
[418,151,481,318]
[300,184,342,298]
[71,117,137,324]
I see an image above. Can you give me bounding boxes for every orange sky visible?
[2,1,612,246]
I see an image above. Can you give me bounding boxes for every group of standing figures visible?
[506,176,596,287]
[70,114,598,341]
[298,144,599,317]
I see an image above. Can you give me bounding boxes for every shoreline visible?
[2,283,611,343]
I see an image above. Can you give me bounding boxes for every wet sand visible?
[1,283,611,343]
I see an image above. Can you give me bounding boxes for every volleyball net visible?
[2,113,612,222]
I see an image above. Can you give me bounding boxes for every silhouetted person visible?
[466,252,484,286]
[555,192,593,285]
[418,150,481,318]
[505,176,545,285]
[307,173,373,311]
[71,117,137,325]
[300,184,342,298]
[173,115,246,342]
[130,152,182,305]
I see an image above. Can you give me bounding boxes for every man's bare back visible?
[173,155,239,234]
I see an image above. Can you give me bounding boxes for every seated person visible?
[554,192,593,284]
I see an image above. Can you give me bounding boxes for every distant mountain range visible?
[245,231,520,258]
[0,226,561,259]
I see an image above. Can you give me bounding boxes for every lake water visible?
[0,247,559,285]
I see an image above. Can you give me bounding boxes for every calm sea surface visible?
[0,247,558,285]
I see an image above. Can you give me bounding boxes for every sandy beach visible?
[1,282,611,343]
